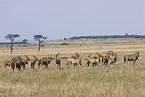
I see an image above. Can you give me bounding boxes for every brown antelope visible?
[30,55,39,70]
[71,53,82,68]
[86,54,100,67]
[24,55,30,64]
[124,51,139,64]
[66,53,78,67]
[54,53,61,69]
[96,52,110,65]
[11,57,22,71]
[4,60,12,67]
[4,59,15,71]
[110,53,118,65]
[38,56,52,69]
[85,58,90,67]
[17,56,28,70]
[66,53,82,68]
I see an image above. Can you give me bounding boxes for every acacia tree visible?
[5,34,20,53]
[34,35,48,51]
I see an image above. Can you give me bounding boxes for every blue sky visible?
[0,0,145,42]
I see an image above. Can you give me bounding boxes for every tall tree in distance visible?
[5,34,20,53]
[34,35,48,51]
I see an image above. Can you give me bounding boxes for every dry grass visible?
[0,43,145,97]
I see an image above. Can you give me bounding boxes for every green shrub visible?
[61,43,69,45]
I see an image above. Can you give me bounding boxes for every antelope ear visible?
[88,53,91,57]
[75,52,78,55]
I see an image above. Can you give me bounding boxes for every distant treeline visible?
[69,35,145,39]
[0,42,28,45]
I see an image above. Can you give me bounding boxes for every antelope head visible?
[135,51,139,60]
[76,53,82,59]
[87,53,92,60]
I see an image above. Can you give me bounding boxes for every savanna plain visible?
[0,42,145,97]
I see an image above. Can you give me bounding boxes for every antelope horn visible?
[88,53,92,57]
[96,52,103,57]
[33,55,39,61]
[24,55,30,61]
[55,53,60,57]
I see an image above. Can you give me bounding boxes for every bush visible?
[61,43,69,45]
[41,45,45,47]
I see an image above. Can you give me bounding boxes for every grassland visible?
[0,42,145,97]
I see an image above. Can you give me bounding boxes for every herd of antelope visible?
[3,51,139,71]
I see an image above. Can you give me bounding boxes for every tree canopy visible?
[5,34,20,41]
[34,35,48,42]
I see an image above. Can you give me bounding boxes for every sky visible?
[0,0,145,42]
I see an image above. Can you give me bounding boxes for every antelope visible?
[11,57,22,71]
[54,53,61,69]
[124,51,139,64]
[4,59,15,71]
[71,53,82,68]
[85,59,90,67]
[110,53,118,65]
[96,52,110,65]
[86,54,100,67]
[66,53,82,68]
[38,56,52,69]
[17,56,27,70]
[66,53,78,67]
[24,55,30,64]
[30,55,39,70]
[4,60,12,67]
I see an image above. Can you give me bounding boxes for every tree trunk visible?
[38,41,41,51]
[11,40,13,53]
